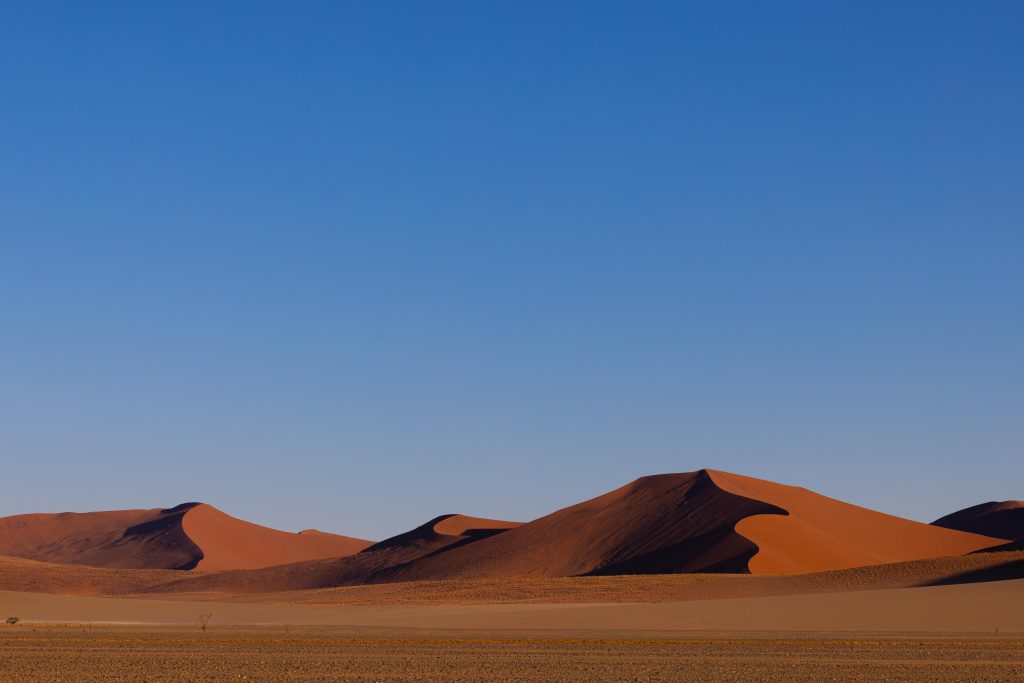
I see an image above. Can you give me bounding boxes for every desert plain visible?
[1,469,1022,681]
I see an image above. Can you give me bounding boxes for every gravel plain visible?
[2,627,1023,682]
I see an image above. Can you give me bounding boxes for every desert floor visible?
[3,578,1022,680]
[1,627,1022,682]
[2,578,1023,631]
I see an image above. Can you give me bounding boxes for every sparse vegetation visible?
[198,613,213,632]
[6,616,19,625]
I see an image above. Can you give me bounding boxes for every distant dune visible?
[139,469,1003,595]
[145,513,524,595]
[366,514,521,556]
[933,501,1024,548]
[0,470,1008,596]
[0,503,371,571]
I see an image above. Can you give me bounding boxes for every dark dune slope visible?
[933,501,1024,548]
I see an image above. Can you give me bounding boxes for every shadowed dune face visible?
[0,504,371,571]
[707,470,1004,573]
[932,501,1024,544]
[364,514,522,556]
[432,514,521,537]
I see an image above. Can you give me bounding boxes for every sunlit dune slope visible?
[707,469,1001,573]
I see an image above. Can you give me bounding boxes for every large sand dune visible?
[398,469,1002,578]
[0,503,371,571]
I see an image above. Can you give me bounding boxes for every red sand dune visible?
[367,514,522,556]
[706,470,1002,573]
[395,470,780,580]
[932,500,1024,547]
[0,503,371,571]
[3,470,1006,597]
[147,513,523,594]
[147,469,1003,595]
[396,469,1002,579]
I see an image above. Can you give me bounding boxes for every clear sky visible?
[1,2,1021,540]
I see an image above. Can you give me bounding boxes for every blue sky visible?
[2,2,1021,539]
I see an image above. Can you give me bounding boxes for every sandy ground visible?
[1,627,1021,682]
[2,579,1022,633]
[4,580,1022,680]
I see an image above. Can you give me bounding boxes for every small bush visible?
[198,613,213,632]
[6,617,19,625]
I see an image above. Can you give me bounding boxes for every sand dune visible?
[179,504,371,570]
[140,470,1002,595]
[707,470,1000,573]
[1,469,1006,595]
[933,501,1024,546]
[394,470,784,579]
[0,503,371,571]
[366,514,521,555]
[145,513,523,595]
[143,471,776,593]
[394,469,1001,578]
